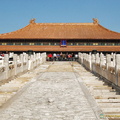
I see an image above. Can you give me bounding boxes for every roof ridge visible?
[35,23,94,25]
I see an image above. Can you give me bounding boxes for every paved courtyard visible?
[0,62,105,120]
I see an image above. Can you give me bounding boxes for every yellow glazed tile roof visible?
[0,19,120,39]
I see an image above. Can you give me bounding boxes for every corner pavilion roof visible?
[0,19,120,39]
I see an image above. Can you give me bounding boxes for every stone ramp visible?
[47,61,73,72]
[0,62,103,120]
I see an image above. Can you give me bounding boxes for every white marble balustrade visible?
[0,52,46,82]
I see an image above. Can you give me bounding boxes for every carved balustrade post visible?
[13,54,17,76]
[92,54,95,63]
[23,53,26,63]
[31,55,34,69]
[106,54,111,70]
[20,54,23,72]
[4,54,9,79]
[34,53,37,67]
[83,53,85,65]
[89,52,92,70]
[36,53,38,66]
[38,53,41,64]
[80,53,83,64]
[100,53,105,67]
[95,53,100,64]
[91,54,95,72]
[85,53,87,66]
[113,53,116,67]
[78,52,80,61]
[115,54,120,85]
[28,55,31,70]
[26,54,28,69]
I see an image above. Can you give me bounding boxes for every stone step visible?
[102,108,120,113]
[92,92,116,96]
[0,78,28,93]
[87,87,112,91]
[79,74,94,77]
[95,95,120,99]
[82,76,99,79]
[98,103,120,107]
[0,95,11,101]
[84,81,104,84]
[93,86,112,90]
[96,99,120,103]
[0,86,21,92]
[0,93,13,105]
[81,77,98,80]
[86,85,106,88]
[92,89,116,93]
[83,78,103,81]
[105,112,120,117]
[105,113,120,119]
[87,86,112,91]
[2,84,22,88]
[92,89,113,92]
[2,81,22,86]
[90,84,111,87]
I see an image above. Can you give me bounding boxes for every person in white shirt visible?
[53,53,57,61]
[75,54,78,61]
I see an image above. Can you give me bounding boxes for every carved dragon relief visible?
[93,18,99,24]
[29,18,36,24]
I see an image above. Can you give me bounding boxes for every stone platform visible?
[0,62,106,120]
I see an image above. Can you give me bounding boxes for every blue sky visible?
[0,0,120,33]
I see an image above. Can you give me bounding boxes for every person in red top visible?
[1,53,4,57]
[48,53,53,61]
[68,54,72,61]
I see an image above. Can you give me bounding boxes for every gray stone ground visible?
[0,62,103,120]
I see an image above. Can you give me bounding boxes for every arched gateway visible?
[0,18,120,53]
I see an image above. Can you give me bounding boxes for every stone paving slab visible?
[0,62,104,120]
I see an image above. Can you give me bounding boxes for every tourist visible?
[71,53,74,61]
[53,53,57,61]
[48,53,53,61]
[68,54,72,61]
[62,54,66,61]
[60,52,63,61]
[75,54,78,61]
[56,54,60,61]
[66,53,68,61]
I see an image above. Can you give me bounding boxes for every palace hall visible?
[0,18,120,53]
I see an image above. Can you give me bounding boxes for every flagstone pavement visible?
[0,62,106,120]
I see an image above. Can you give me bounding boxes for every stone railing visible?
[78,52,120,90]
[0,52,46,82]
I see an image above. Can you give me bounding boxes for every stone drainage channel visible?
[73,62,120,120]
[0,62,119,120]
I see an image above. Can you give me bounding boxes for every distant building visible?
[0,18,120,53]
